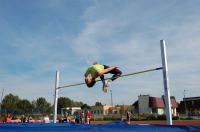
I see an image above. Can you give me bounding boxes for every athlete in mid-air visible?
[84,63,122,92]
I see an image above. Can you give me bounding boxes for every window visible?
[105,110,108,114]
[152,108,157,113]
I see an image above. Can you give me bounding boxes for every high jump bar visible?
[57,67,163,89]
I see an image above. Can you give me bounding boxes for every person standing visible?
[126,111,132,124]
[85,110,91,124]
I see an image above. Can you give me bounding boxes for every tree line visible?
[0,93,94,115]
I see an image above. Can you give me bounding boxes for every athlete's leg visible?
[100,74,108,92]
[100,75,105,82]
[103,65,122,81]
[110,68,122,81]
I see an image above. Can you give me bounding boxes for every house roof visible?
[149,96,178,108]
[149,97,164,108]
[170,96,178,108]
[184,96,200,101]
[133,95,178,109]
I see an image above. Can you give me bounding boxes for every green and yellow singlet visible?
[85,64,104,78]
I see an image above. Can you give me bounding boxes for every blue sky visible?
[0,0,200,105]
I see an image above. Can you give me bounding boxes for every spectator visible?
[85,110,91,124]
[4,113,12,123]
[126,111,132,124]
[20,115,26,123]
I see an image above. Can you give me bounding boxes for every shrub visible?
[157,114,166,120]
[172,116,179,120]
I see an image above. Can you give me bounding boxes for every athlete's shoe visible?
[102,83,108,93]
[102,79,111,93]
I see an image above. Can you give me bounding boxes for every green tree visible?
[95,102,103,106]
[1,94,20,113]
[17,99,33,114]
[81,104,91,111]
[72,101,84,107]
[36,97,51,114]
[57,97,73,114]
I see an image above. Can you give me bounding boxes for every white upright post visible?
[53,71,59,123]
[160,40,172,125]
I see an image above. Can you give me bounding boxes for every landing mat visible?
[0,122,200,132]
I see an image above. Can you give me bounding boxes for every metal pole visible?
[0,88,4,114]
[110,90,113,107]
[160,40,172,125]
[53,71,59,123]
[183,90,187,116]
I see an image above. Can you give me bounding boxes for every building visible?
[178,96,200,117]
[61,107,81,116]
[90,105,113,115]
[90,105,134,120]
[90,105,112,120]
[133,95,178,116]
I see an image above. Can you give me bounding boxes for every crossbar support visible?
[160,40,172,125]
[53,71,59,123]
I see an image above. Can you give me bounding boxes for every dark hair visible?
[86,79,96,88]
